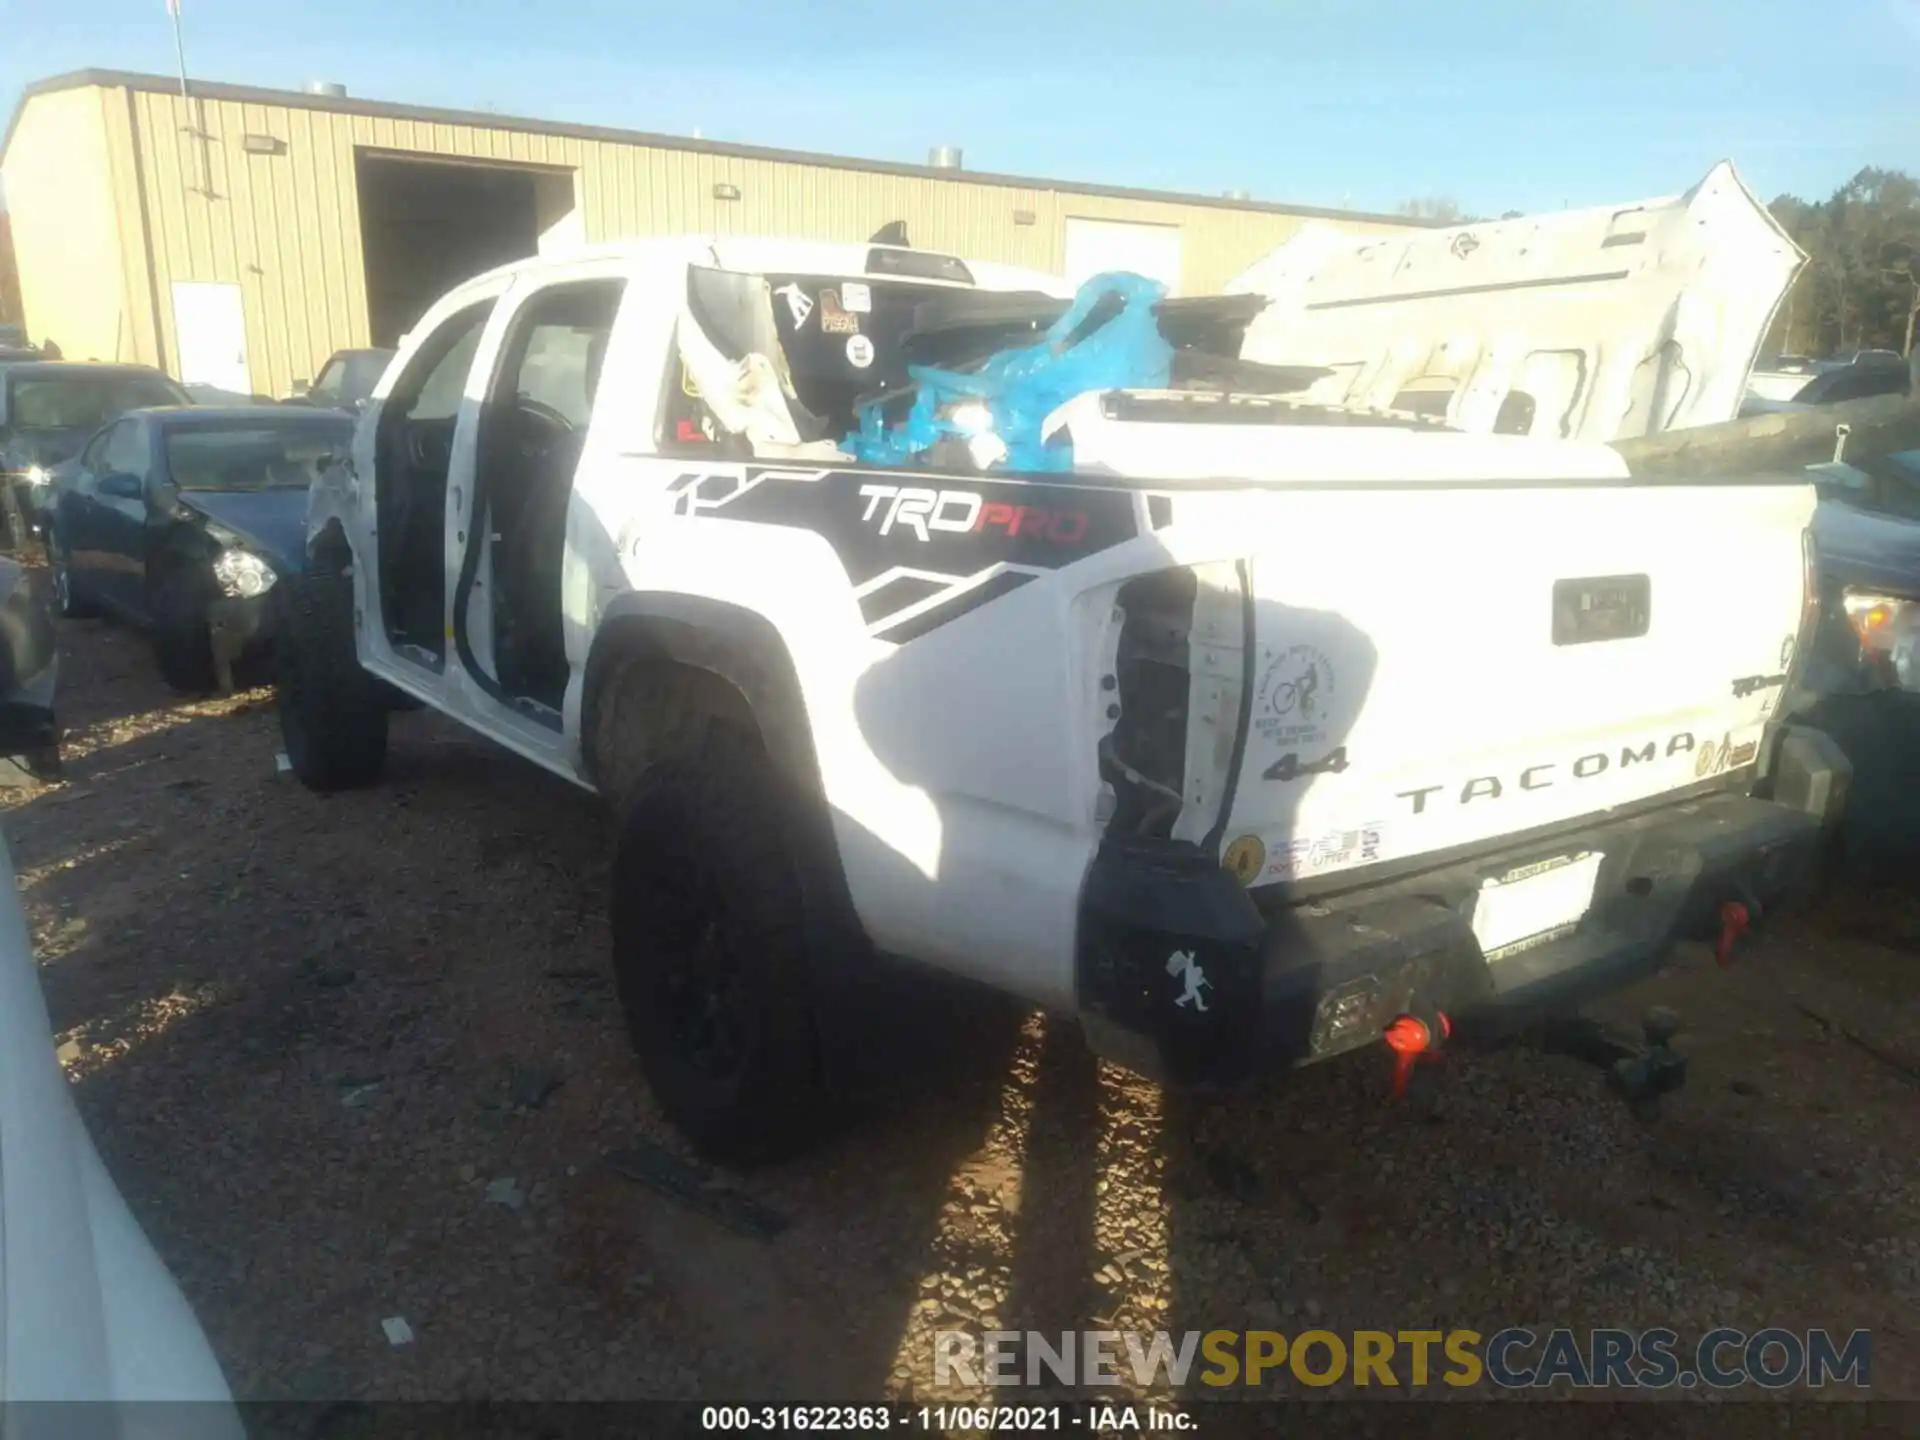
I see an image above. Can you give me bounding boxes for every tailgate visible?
[1201,481,1815,889]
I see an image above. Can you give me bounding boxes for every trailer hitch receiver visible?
[1539,1006,1689,1117]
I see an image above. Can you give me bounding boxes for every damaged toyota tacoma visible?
[275,230,1850,1163]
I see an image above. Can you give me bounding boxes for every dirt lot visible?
[9,612,1920,1411]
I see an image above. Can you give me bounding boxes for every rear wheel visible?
[609,726,832,1166]
[274,569,387,790]
[150,562,217,693]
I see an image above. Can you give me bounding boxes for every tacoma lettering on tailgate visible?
[1395,730,1716,814]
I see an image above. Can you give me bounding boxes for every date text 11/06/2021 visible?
[701,1406,1194,1432]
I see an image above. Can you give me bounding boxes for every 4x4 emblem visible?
[1264,746,1350,783]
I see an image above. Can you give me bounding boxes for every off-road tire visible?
[150,562,218,694]
[0,745,62,788]
[609,726,832,1166]
[275,569,388,790]
[47,530,99,620]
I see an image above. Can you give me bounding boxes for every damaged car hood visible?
[1231,161,1804,443]
[175,489,310,575]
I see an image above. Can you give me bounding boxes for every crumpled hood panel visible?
[174,489,310,576]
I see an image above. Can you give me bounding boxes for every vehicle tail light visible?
[1095,561,1249,847]
[1840,590,1920,692]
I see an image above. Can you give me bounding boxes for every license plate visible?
[1471,851,1603,959]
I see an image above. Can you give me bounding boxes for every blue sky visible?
[3,0,1916,216]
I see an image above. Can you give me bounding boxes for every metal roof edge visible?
[2,68,1436,230]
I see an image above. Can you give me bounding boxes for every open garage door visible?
[356,153,577,347]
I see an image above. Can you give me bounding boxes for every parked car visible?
[273,234,1843,1164]
[0,362,191,549]
[1826,348,1905,371]
[1746,352,1827,405]
[182,382,273,406]
[0,821,241,1426]
[0,323,39,361]
[1741,358,1912,417]
[285,347,395,413]
[48,406,354,693]
[0,555,60,785]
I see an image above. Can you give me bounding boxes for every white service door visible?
[170,282,251,394]
[1063,218,1184,296]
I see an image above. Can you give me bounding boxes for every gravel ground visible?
[8,613,1920,1412]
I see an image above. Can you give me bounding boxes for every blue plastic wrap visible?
[846,271,1173,472]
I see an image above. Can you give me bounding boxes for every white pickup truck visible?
[274,233,1848,1163]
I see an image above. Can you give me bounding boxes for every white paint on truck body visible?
[310,232,1816,1011]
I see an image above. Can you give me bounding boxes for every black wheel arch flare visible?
[583,595,900,1092]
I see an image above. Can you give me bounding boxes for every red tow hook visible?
[1714,900,1752,968]
[1383,1009,1451,1099]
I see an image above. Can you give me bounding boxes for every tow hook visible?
[1539,1006,1689,1118]
[1715,897,1756,968]
[1383,1009,1450,1099]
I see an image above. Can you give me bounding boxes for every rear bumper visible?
[1076,725,1850,1086]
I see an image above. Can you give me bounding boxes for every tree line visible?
[1398,169,1920,361]
[1766,168,1919,359]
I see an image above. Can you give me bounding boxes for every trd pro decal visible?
[1731,672,1787,699]
[857,484,1090,545]
[665,466,1141,641]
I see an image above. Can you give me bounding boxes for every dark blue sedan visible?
[47,407,354,693]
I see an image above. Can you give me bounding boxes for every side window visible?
[103,420,148,478]
[491,280,625,427]
[308,359,345,403]
[79,422,120,472]
[391,303,495,424]
[343,353,387,404]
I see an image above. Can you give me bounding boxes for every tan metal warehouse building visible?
[0,69,1420,399]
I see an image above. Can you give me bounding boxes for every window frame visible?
[78,420,122,473]
[482,277,627,428]
[101,417,150,481]
[308,357,346,403]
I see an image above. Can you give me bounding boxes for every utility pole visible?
[164,0,206,195]
[166,0,189,107]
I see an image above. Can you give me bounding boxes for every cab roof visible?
[455,235,1072,303]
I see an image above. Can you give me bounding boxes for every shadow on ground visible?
[7,616,1920,1409]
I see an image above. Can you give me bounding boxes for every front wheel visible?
[274,569,388,791]
[610,727,833,1166]
[150,564,218,693]
[48,531,98,620]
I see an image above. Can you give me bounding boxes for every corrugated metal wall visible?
[0,87,136,366]
[34,81,1415,398]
